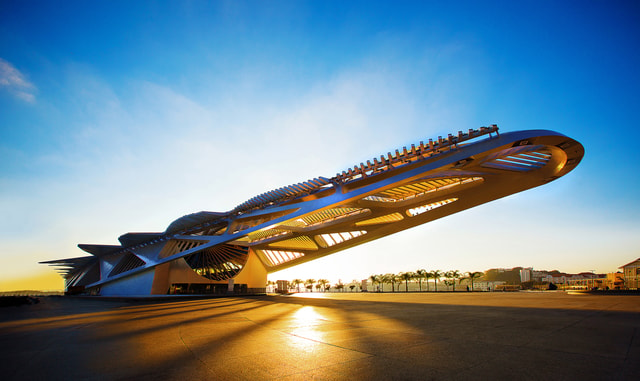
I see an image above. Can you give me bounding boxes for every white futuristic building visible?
[42,125,584,296]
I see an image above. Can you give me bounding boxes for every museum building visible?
[42,125,584,296]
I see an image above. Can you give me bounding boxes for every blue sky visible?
[1,1,639,290]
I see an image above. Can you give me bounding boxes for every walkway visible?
[1,292,638,380]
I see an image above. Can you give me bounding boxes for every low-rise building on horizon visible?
[620,258,640,290]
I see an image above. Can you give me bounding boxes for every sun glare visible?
[292,305,325,322]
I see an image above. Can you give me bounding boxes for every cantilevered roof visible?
[43,125,585,290]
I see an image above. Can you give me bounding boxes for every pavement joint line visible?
[622,327,637,369]
[270,354,378,380]
[243,313,383,358]
[254,318,353,349]
[532,345,627,362]
[178,326,217,377]
[556,312,597,332]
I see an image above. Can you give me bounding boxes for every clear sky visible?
[1,1,639,291]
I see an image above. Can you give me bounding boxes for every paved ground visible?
[1,292,639,380]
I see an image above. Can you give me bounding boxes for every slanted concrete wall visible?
[150,262,171,295]
[100,268,156,296]
[233,249,267,290]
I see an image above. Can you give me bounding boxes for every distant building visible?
[276,280,290,293]
[607,272,625,290]
[564,272,602,290]
[620,258,640,290]
[532,270,547,282]
[473,281,506,291]
[520,267,532,282]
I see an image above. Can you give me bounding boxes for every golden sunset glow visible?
[0,271,64,292]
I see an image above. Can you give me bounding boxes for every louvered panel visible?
[160,239,208,259]
[366,177,483,203]
[74,262,101,287]
[355,213,405,226]
[380,188,406,198]
[482,147,552,172]
[497,155,546,166]
[268,236,318,250]
[523,151,551,159]
[316,231,367,248]
[259,249,305,266]
[412,183,433,192]
[299,207,366,226]
[247,229,289,242]
[404,185,424,193]
[407,198,458,217]
[109,253,146,277]
[184,244,249,281]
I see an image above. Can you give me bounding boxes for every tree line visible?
[270,270,485,293]
[368,270,483,292]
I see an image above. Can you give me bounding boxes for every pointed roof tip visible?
[118,232,164,247]
[40,255,95,265]
[77,244,123,256]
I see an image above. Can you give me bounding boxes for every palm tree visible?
[400,272,413,292]
[305,278,316,292]
[448,270,461,291]
[424,271,432,292]
[378,274,386,292]
[395,273,402,292]
[380,274,390,292]
[431,270,442,292]
[369,274,380,292]
[266,280,276,293]
[383,273,397,292]
[317,278,329,292]
[461,271,483,291]
[442,277,451,290]
[378,274,388,292]
[415,269,427,292]
[291,278,303,293]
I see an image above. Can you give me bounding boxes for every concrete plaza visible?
[1,292,638,380]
